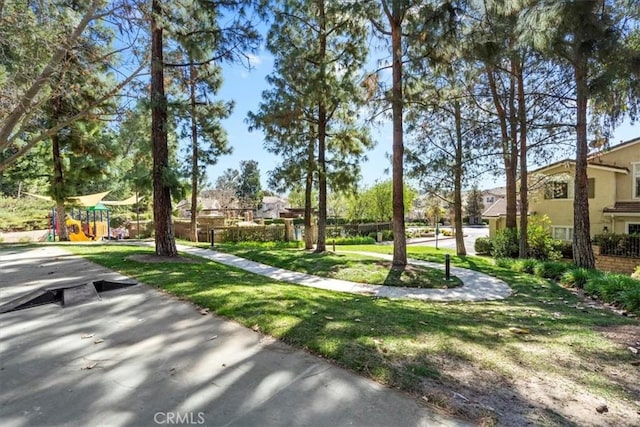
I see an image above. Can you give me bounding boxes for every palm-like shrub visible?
[560,267,594,289]
[585,273,638,303]
[512,258,538,274]
[534,261,571,280]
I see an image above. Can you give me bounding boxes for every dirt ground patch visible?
[595,324,640,349]
[418,319,640,426]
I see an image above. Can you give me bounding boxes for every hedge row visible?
[495,257,640,313]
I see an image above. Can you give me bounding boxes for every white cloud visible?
[246,53,262,67]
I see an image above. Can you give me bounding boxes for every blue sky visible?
[211,50,399,193]
[210,50,638,194]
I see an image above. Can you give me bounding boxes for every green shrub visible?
[556,241,573,259]
[527,215,561,260]
[534,261,571,280]
[474,237,493,255]
[0,195,51,232]
[560,267,593,289]
[494,258,515,269]
[382,230,393,241]
[330,236,376,245]
[223,240,303,249]
[585,273,639,304]
[619,286,640,312]
[491,229,519,258]
[222,225,286,243]
[109,215,130,228]
[584,273,640,306]
[488,215,569,261]
[512,258,538,274]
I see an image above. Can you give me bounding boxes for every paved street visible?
[408,226,489,255]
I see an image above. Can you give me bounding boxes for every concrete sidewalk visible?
[0,246,471,427]
[179,245,512,302]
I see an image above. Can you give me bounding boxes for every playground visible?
[24,191,138,242]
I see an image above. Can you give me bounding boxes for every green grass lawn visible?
[215,243,461,289]
[65,243,640,426]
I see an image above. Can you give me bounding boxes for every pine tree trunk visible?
[391,14,406,268]
[506,59,518,231]
[487,67,517,233]
[304,131,314,250]
[517,58,528,258]
[454,101,466,256]
[190,62,198,243]
[573,57,595,268]
[316,104,327,253]
[151,0,177,257]
[315,3,327,253]
[55,202,68,241]
[51,94,68,241]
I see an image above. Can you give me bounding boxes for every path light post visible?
[210,229,215,248]
[135,191,140,239]
[445,254,450,281]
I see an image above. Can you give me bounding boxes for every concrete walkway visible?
[178,245,512,302]
[0,245,471,427]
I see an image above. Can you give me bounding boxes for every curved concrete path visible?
[178,245,512,302]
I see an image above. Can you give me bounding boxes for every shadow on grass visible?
[63,244,640,426]
[383,264,405,286]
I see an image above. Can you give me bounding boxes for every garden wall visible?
[592,245,640,275]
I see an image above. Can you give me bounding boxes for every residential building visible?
[481,187,506,207]
[482,138,640,239]
[529,137,640,240]
[482,193,521,237]
[257,196,289,219]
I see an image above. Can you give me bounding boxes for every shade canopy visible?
[24,191,111,207]
[68,191,111,207]
[102,194,141,206]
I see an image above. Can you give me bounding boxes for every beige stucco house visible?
[483,137,640,239]
[529,137,640,240]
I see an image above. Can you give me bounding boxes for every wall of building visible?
[529,164,618,238]
[592,143,640,202]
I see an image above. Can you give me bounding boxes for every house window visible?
[634,164,640,199]
[485,196,494,203]
[588,178,595,199]
[552,226,574,241]
[629,223,640,235]
[545,181,569,199]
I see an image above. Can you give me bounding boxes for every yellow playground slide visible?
[66,218,92,241]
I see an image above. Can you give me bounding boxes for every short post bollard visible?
[445,254,450,280]
[210,229,215,248]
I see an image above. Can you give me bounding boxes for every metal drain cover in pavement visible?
[0,280,137,314]
[62,283,101,307]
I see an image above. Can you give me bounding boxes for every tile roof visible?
[481,197,524,217]
[603,202,640,213]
